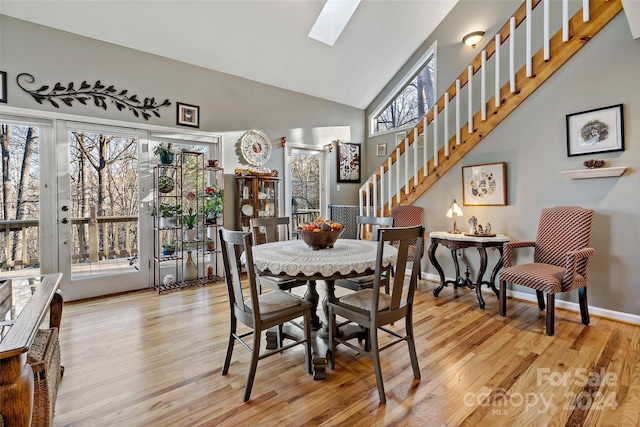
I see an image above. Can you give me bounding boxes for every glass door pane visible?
[0,123,42,278]
[290,150,322,228]
[57,122,150,300]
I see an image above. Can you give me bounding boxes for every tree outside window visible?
[373,55,435,134]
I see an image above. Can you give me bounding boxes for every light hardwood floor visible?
[52,278,640,426]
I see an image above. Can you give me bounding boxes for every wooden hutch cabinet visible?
[235,175,280,244]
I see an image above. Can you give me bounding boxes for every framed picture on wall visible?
[462,162,507,206]
[177,102,200,128]
[0,71,7,103]
[376,143,387,157]
[395,131,406,147]
[566,104,624,156]
[337,142,361,183]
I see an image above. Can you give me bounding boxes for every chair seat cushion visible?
[260,276,307,290]
[500,263,585,294]
[348,274,375,284]
[339,289,390,311]
[245,290,305,314]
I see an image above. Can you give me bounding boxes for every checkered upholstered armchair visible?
[499,206,595,336]
[390,206,424,278]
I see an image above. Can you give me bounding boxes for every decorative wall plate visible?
[239,130,271,166]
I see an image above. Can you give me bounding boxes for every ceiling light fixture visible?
[308,0,361,47]
[462,31,485,48]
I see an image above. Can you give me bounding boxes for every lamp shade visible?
[446,200,463,218]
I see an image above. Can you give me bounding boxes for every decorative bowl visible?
[298,229,343,250]
[583,159,605,169]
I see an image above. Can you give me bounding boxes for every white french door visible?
[284,146,329,224]
[56,121,152,300]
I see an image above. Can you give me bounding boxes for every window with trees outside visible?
[370,45,436,135]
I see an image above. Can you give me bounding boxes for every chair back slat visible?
[219,228,260,319]
[250,216,292,243]
[356,215,393,241]
[374,226,424,311]
[534,206,594,275]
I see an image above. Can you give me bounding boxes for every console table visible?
[428,232,509,309]
[0,273,63,427]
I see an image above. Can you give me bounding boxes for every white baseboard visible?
[420,272,640,326]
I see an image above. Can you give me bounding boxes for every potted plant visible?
[205,237,215,251]
[161,243,175,256]
[157,175,175,193]
[183,210,199,241]
[157,203,182,228]
[203,184,224,224]
[153,143,175,165]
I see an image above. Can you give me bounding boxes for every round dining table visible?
[251,238,398,379]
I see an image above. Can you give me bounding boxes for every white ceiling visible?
[0,0,458,109]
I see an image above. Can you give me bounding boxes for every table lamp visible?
[446,199,463,234]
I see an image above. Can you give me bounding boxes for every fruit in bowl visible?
[297,218,344,250]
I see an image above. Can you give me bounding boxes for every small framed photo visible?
[566,104,624,157]
[0,71,7,103]
[177,102,200,128]
[416,134,424,148]
[376,143,387,157]
[462,162,507,206]
[337,142,361,183]
[395,131,407,146]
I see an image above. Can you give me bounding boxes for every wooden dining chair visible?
[390,206,424,279]
[334,215,394,291]
[328,225,424,404]
[250,216,309,293]
[499,206,595,336]
[219,228,312,402]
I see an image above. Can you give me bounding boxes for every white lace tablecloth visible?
[251,239,398,278]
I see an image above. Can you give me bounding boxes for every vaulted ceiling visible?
[0,0,459,109]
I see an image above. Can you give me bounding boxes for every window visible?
[370,43,436,135]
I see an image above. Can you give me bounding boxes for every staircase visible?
[359,0,623,216]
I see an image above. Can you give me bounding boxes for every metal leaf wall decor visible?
[17,73,171,120]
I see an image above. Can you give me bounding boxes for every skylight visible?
[308,0,361,46]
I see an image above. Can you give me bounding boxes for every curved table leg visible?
[475,248,488,309]
[487,247,504,299]
[428,241,446,297]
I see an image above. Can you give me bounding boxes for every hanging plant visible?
[17,73,171,120]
